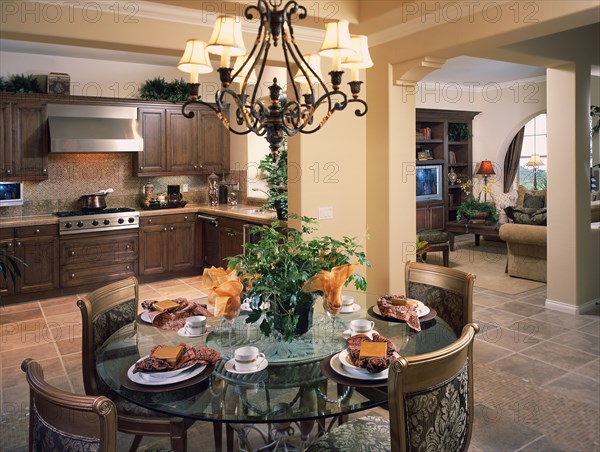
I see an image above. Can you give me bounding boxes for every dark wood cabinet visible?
[416,203,445,230]
[14,225,59,294]
[0,229,15,298]
[416,109,478,226]
[139,214,196,276]
[0,97,49,180]
[60,230,138,288]
[218,217,245,265]
[134,104,229,176]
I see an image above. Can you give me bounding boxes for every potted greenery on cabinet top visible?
[448,123,471,142]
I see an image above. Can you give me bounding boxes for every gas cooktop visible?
[54,207,136,217]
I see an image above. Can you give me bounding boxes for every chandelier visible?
[177,0,372,155]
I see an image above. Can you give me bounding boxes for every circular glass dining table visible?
[96,292,457,428]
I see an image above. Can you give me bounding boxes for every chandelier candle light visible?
[177,0,372,156]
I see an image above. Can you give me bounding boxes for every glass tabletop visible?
[96,292,457,423]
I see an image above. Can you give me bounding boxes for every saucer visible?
[342,329,379,339]
[224,357,268,375]
[177,325,212,338]
[140,311,152,323]
[339,304,361,314]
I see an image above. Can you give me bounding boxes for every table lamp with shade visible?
[526,154,543,190]
[476,160,495,201]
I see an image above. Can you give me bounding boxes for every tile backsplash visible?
[1,153,248,217]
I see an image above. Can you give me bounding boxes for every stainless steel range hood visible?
[48,104,143,153]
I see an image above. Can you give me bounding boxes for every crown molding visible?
[418,75,546,92]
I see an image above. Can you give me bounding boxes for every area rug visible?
[423,238,546,295]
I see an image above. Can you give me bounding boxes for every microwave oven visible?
[0,182,24,206]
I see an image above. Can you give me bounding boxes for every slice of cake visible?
[358,341,387,359]
[152,299,179,312]
[151,345,184,365]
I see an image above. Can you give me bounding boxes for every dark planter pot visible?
[274,299,314,337]
[468,211,489,220]
[274,199,287,221]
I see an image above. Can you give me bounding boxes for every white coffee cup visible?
[185,315,206,335]
[341,295,354,307]
[234,346,265,372]
[350,319,374,336]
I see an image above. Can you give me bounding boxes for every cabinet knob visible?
[126,265,131,270]
[126,245,131,250]
[184,216,188,221]
[140,166,144,170]
[148,219,152,223]
[35,229,40,234]
[7,169,11,174]
[194,165,197,169]
[7,242,12,248]
[17,241,21,246]
[43,168,47,173]
[170,226,174,231]
[70,251,75,256]
[163,227,167,232]
[70,273,75,279]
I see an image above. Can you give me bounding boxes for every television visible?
[416,165,443,201]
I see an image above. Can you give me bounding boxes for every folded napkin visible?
[377,295,421,332]
[301,263,358,315]
[201,267,243,320]
[346,333,398,374]
[141,298,212,331]
[133,343,221,374]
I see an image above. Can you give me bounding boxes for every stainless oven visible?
[0,182,24,206]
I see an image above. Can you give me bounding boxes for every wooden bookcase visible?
[416,109,479,229]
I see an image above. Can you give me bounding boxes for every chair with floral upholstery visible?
[22,358,117,452]
[405,260,475,337]
[306,323,479,452]
[77,276,196,452]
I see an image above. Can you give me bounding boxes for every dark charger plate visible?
[320,354,389,388]
[119,363,215,393]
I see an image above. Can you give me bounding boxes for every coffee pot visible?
[167,185,183,203]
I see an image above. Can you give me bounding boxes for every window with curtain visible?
[519,114,547,189]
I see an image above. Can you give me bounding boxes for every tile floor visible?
[1,276,598,451]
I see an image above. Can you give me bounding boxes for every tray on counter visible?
[141,200,188,210]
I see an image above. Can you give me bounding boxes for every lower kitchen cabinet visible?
[0,229,15,298]
[139,213,196,276]
[14,225,59,294]
[60,230,138,288]
[218,217,245,265]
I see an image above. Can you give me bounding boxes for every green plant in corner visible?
[227,215,370,340]
[0,248,26,304]
[456,179,499,222]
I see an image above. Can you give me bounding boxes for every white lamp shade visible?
[526,155,544,167]
[294,54,323,85]
[318,20,353,58]
[177,39,213,74]
[232,56,257,84]
[341,35,373,68]
[207,15,246,56]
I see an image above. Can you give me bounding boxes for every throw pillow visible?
[512,207,547,226]
[523,193,545,209]
[504,206,515,222]
[516,185,547,207]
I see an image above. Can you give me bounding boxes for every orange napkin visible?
[201,267,243,320]
[301,263,358,315]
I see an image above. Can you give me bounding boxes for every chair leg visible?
[443,248,449,267]
[129,435,143,452]
[226,424,235,451]
[169,422,187,452]
[213,422,223,452]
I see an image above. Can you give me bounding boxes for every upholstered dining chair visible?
[405,260,475,336]
[307,323,479,452]
[77,276,195,452]
[22,358,117,452]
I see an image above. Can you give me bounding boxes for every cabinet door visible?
[416,206,428,229]
[169,220,196,272]
[200,112,230,172]
[0,239,15,298]
[136,108,167,174]
[0,102,14,178]
[139,223,169,275]
[429,205,445,230]
[14,236,59,293]
[13,102,48,179]
[167,108,199,173]
[218,218,244,264]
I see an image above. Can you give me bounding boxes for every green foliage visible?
[456,196,498,223]
[0,249,26,304]
[139,77,189,102]
[258,139,288,220]
[227,215,370,340]
[592,105,600,136]
[448,123,471,142]
[0,76,5,92]
[3,74,42,94]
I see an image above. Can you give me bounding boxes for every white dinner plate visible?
[338,348,398,379]
[177,325,212,338]
[140,311,152,323]
[224,357,268,375]
[339,304,361,314]
[134,355,195,379]
[329,353,389,381]
[373,300,430,318]
[128,362,206,386]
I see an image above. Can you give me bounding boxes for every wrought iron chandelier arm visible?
[348,98,368,117]
[216,87,263,135]
[181,98,221,119]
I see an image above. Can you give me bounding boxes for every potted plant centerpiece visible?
[227,216,370,340]
[456,179,499,223]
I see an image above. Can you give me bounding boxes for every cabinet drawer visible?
[15,224,58,238]
[61,262,137,288]
[219,217,247,230]
[140,214,194,227]
[60,232,138,266]
[0,229,14,240]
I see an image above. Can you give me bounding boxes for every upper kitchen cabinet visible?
[0,95,49,180]
[134,103,229,176]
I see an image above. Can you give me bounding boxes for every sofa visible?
[498,189,600,283]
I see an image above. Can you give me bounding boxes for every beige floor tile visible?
[473,339,514,364]
[147,279,185,289]
[472,292,512,308]
[1,342,59,369]
[530,310,596,329]
[0,307,44,325]
[506,319,566,342]
[55,337,82,355]
[0,319,53,351]
[516,292,548,306]
[496,301,546,317]
[39,295,79,317]
[574,359,599,380]
[488,353,566,386]
[550,330,599,355]
[474,307,527,328]
[577,320,600,336]
[542,372,600,407]
[520,341,597,371]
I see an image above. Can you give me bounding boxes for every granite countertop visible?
[0,204,278,228]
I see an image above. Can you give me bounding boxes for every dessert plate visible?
[134,355,195,380]
[224,357,268,375]
[373,300,430,318]
[140,311,152,323]
[128,362,205,386]
[329,353,388,381]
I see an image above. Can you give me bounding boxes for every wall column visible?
[546,63,600,312]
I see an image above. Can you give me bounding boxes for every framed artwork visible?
[424,149,433,159]
[417,151,428,160]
